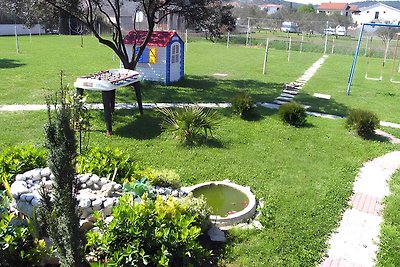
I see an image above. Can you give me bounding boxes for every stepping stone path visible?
[273,55,329,106]
[320,151,400,267]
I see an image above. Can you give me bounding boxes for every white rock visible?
[101,183,115,197]
[31,197,41,206]
[80,183,87,189]
[49,174,55,180]
[99,178,109,186]
[79,199,91,209]
[31,169,42,181]
[20,193,34,202]
[10,181,29,198]
[86,179,94,186]
[92,184,100,190]
[105,216,114,224]
[165,188,172,195]
[81,207,92,219]
[15,174,25,181]
[92,199,102,210]
[113,184,122,191]
[90,174,100,183]
[40,167,52,177]
[44,180,54,189]
[208,226,226,242]
[172,190,179,197]
[103,198,114,208]
[79,173,90,183]
[80,220,93,231]
[16,200,34,217]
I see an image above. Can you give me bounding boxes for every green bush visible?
[346,109,379,138]
[0,145,47,186]
[86,194,211,266]
[177,194,212,232]
[132,167,181,189]
[76,146,139,183]
[278,102,307,127]
[0,194,47,267]
[157,106,219,145]
[231,92,256,119]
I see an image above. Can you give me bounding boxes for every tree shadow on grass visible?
[0,58,25,69]
[116,75,284,104]
[296,92,350,118]
[113,112,162,140]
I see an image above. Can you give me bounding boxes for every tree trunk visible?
[58,10,69,34]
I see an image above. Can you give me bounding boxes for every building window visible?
[171,43,179,64]
[345,11,348,16]
[375,11,379,19]
[367,11,369,13]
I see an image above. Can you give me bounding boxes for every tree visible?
[297,4,314,13]
[376,26,400,65]
[187,2,235,40]
[38,77,87,267]
[38,0,233,70]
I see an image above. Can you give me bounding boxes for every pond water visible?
[192,183,249,217]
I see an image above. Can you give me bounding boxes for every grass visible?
[377,170,400,267]
[0,107,396,266]
[0,35,320,104]
[297,54,400,123]
[1,34,400,266]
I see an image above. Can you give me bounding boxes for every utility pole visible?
[324,21,329,54]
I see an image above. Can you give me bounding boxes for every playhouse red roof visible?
[123,31,178,47]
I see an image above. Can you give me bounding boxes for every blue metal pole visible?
[347,24,365,96]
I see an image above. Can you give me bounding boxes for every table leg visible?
[77,88,84,96]
[133,83,144,116]
[110,89,116,113]
[102,91,113,136]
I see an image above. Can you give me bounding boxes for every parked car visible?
[281,22,298,33]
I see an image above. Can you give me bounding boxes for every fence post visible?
[300,34,304,54]
[324,21,329,54]
[288,36,291,62]
[331,37,335,54]
[227,31,230,48]
[263,38,269,75]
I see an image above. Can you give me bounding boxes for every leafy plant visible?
[130,167,181,189]
[346,109,379,138]
[66,90,91,154]
[76,146,139,183]
[123,178,154,198]
[157,106,219,145]
[0,194,47,267]
[86,194,211,266]
[278,102,307,127]
[0,145,47,187]
[257,195,277,228]
[177,194,212,232]
[231,92,256,119]
[38,83,87,267]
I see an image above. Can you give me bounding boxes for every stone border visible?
[182,180,257,226]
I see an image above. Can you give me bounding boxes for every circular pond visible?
[183,181,257,226]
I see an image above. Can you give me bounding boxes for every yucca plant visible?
[157,106,219,144]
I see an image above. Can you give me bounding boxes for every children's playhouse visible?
[123,31,184,84]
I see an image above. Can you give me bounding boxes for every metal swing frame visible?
[365,36,383,81]
[347,23,400,95]
[390,35,400,84]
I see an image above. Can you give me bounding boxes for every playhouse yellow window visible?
[149,48,157,64]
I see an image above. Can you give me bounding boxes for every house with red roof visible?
[317,2,359,17]
[124,31,184,84]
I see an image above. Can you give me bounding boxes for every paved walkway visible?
[320,151,400,267]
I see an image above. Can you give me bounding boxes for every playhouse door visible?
[170,43,181,82]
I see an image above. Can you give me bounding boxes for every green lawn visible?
[0,108,396,266]
[1,35,400,266]
[297,54,400,123]
[377,170,400,267]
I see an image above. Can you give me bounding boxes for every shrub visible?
[0,145,47,186]
[278,102,307,127]
[86,194,211,266]
[177,194,212,232]
[157,106,219,145]
[76,146,139,183]
[0,194,47,267]
[346,109,379,138]
[123,178,154,198]
[231,92,256,118]
[132,167,181,189]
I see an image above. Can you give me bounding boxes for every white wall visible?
[126,45,167,83]
[0,24,44,36]
[353,4,400,25]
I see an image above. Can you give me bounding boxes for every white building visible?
[259,4,283,15]
[352,3,400,26]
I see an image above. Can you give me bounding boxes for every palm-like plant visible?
[157,106,219,144]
